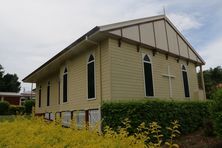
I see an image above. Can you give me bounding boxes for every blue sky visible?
[0,0,221,91]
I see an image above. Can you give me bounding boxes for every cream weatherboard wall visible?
[35,39,110,114]
[35,37,201,114]
[108,38,199,100]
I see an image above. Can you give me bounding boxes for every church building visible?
[23,15,206,127]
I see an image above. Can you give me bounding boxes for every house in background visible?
[0,92,21,105]
[0,91,35,106]
[23,15,206,127]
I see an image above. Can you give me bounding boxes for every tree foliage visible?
[199,66,222,99]
[0,64,21,92]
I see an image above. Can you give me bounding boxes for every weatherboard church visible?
[23,15,206,127]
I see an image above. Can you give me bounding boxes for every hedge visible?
[210,89,222,137]
[9,106,25,115]
[101,100,211,135]
[0,101,10,115]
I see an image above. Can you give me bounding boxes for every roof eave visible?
[23,26,100,82]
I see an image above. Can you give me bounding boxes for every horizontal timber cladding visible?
[109,38,199,100]
[35,73,60,114]
[35,40,111,114]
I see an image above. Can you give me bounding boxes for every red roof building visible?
[0,92,21,105]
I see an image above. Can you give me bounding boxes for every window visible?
[74,111,85,129]
[63,68,68,102]
[45,112,50,120]
[143,54,154,97]
[62,111,72,127]
[89,109,100,128]
[58,78,60,104]
[38,86,41,107]
[49,112,55,121]
[47,81,50,106]
[87,54,95,99]
[182,65,190,97]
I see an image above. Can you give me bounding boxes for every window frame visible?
[142,53,155,98]
[63,67,68,103]
[181,64,190,98]
[86,53,96,100]
[38,85,42,108]
[47,81,50,106]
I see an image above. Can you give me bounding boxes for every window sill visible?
[62,102,69,105]
[87,98,96,101]
[144,96,156,99]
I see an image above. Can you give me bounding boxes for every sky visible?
[0,0,222,91]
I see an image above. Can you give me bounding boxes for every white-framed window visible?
[87,54,96,99]
[63,68,68,102]
[74,110,85,129]
[89,109,100,129]
[62,111,72,127]
[142,54,154,97]
[45,112,50,120]
[49,112,55,121]
[181,65,190,97]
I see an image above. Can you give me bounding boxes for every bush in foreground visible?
[0,116,180,147]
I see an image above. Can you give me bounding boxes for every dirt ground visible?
[176,130,222,148]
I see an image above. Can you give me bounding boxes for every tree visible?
[199,66,222,99]
[24,100,35,114]
[0,64,4,78]
[0,64,21,92]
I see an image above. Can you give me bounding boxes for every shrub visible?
[9,105,24,115]
[203,118,215,137]
[0,101,10,115]
[0,116,180,147]
[24,100,35,114]
[101,100,210,135]
[213,112,222,137]
[210,89,222,137]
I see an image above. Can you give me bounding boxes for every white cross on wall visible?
[162,65,176,98]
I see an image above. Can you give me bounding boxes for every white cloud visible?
[0,0,220,91]
[200,37,222,69]
[167,13,202,32]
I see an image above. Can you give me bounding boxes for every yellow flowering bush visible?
[0,116,180,148]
